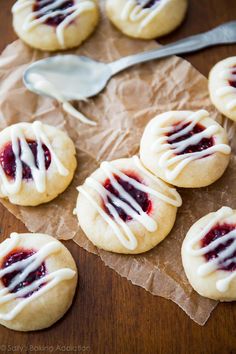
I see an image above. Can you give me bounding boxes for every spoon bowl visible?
[24,55,112,100]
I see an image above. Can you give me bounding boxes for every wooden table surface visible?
[0,1,236,353]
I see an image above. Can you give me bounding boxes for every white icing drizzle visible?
[216,67,236,110]
[133,156,182,207]
[0,233,76,320]
[0,121,69,196]
[185,207,236,293]
[0,233,20,260]
[121,0,169,30]
[150,110,231,181]
[78,156,181,250]
[28,73,96,126]
[12,0,96,48]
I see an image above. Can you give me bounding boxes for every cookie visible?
[0,121,77,206]
[0,232,77,331]
[106,0,188,39]
[182,207,236,301]
[12,0,99,51]
[209,57,236,122]
[76,156,182,254]
[140,110,231,188]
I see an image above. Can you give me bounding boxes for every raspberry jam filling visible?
[1,249,47,298]
[0,140,51,180]
[229,67,236,89]
[202,224,236,272]
[33,0,74,26]
[137,0,161,8]
[167,122,214,155]
[103,174,152,222]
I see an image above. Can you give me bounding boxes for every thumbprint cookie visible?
[12,0,99,51]
[0,121,77,206]
[182,207,236,301]
[0,232,77,331]
[209,57,236,122]
[140,110,231,188]
[76,156,182,254]
[106,0,188,39]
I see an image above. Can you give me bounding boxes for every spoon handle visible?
[109,21,236,75]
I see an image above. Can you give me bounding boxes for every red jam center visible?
[229,67,236,88]
[138,0,161,8]
[202,224,236,272]
[0,140,51,180]
[34,0,74,26]
[103,174,152,222]
[167,122,214,155]
[1,249,47,298]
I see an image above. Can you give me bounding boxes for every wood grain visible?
[0,1,236,353]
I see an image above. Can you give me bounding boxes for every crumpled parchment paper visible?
[1,1,236,325]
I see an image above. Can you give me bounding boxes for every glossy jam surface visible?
[1,249,47,297]
[103,174,152,222]
[33,0,74,26]
[202,224,236,271]
[0,140,51,180]
[229,67,236,88]
[167,122,214,155]
[137,0,161,8]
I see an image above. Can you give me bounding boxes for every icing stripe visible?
[0,233,20,259]
[185,207,236,293]
[78,186,138,250]
[121,0,169,30]
[133,156,182,207]
[150,110,231,181]
[216,67,236,110]
[12,0,96,48]
[0,233,76,320]
[0,121,69,196]
[78,157,181,250]
[0,269,75,321]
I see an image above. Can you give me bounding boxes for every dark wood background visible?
[0,1,236,353]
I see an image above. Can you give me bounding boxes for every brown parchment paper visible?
[1,2,236,326]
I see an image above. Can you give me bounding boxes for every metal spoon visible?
[24,21,236,100]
